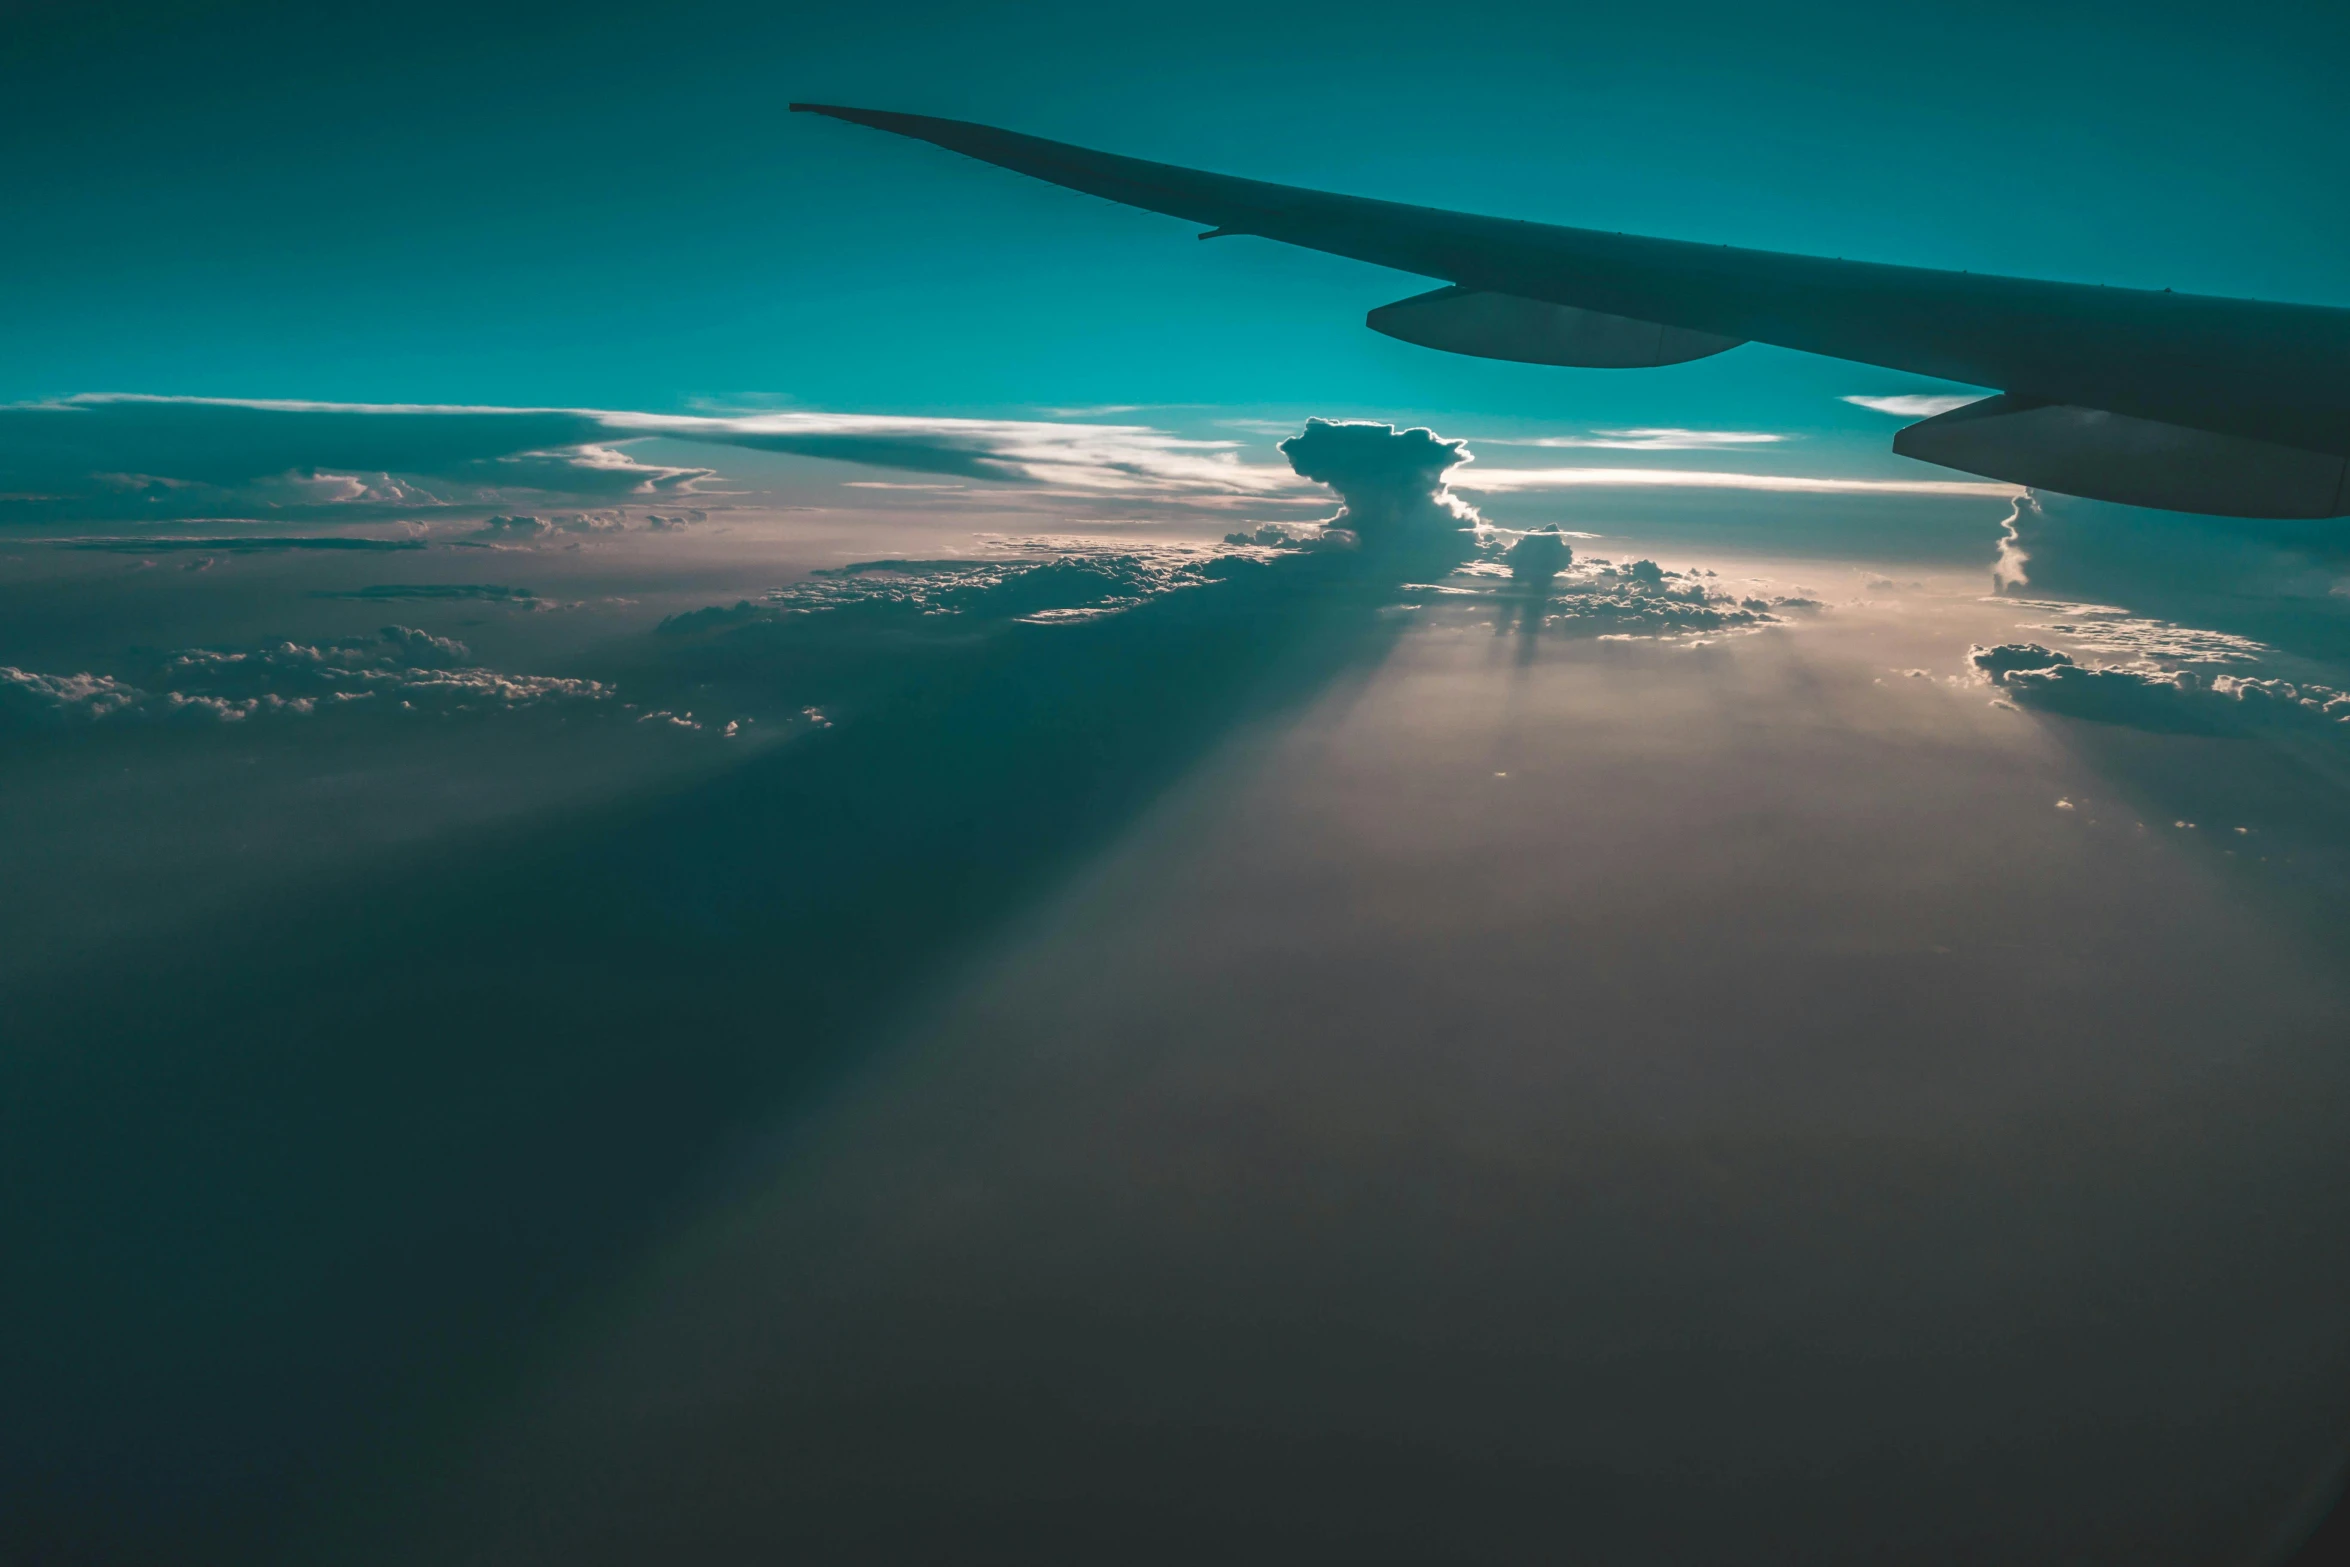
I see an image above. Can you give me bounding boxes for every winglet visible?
[789,103,913,130]
[782,103,1272,236]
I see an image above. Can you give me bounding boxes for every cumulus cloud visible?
[0,669,147,726]
[1221,522,1342,549]
[651,422,1802,653]
[627,415,1835,747]
[472,514,560,540]
[375,625,473,667]
[1515,555,1790,638]
[466,512,632,542]
[1276,419,1480,550]
[1843,394,1986,418]
[1444,528,1804,641]
[1504,528,1573,582]
[1971,642,2350,736]
[1,626,611,729]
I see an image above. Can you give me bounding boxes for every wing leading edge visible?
[791,103,2350,518]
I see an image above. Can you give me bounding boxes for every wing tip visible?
[789,103,932,133]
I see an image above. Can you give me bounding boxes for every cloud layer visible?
[1972,642,2350,736]
[1459,544,1805,639]
[662,542,1256,636]
[2,396,2036,528]
[0,396,1304,522]
[2,626,613,728]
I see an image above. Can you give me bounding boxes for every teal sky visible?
[7,0,2348,433]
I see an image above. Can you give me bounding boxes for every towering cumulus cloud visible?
[1277,419,1480,550]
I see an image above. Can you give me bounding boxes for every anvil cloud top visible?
[795,103,2350,519]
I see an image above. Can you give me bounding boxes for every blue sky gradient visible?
[8,0,2348,431]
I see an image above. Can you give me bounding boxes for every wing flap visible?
[1368,286,1744,368]
[1896,394,2350,519]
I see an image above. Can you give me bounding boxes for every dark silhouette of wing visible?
[792,104,2350,518]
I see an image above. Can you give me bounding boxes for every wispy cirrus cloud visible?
[0,396,1304,524]
[1993,599,2275,664]
[1489,428,1790,451]
[0,396,708,521]
[1450,466,2022,498]
[631,409,1296,496]
[1842,394,1984,419]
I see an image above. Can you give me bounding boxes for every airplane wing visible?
[791,103,2350,519]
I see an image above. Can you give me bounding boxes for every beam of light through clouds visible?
[7,5,2350,1559]
[6,397,2350,1567]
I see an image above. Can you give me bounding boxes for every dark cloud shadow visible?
[0,434,1475,1566]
